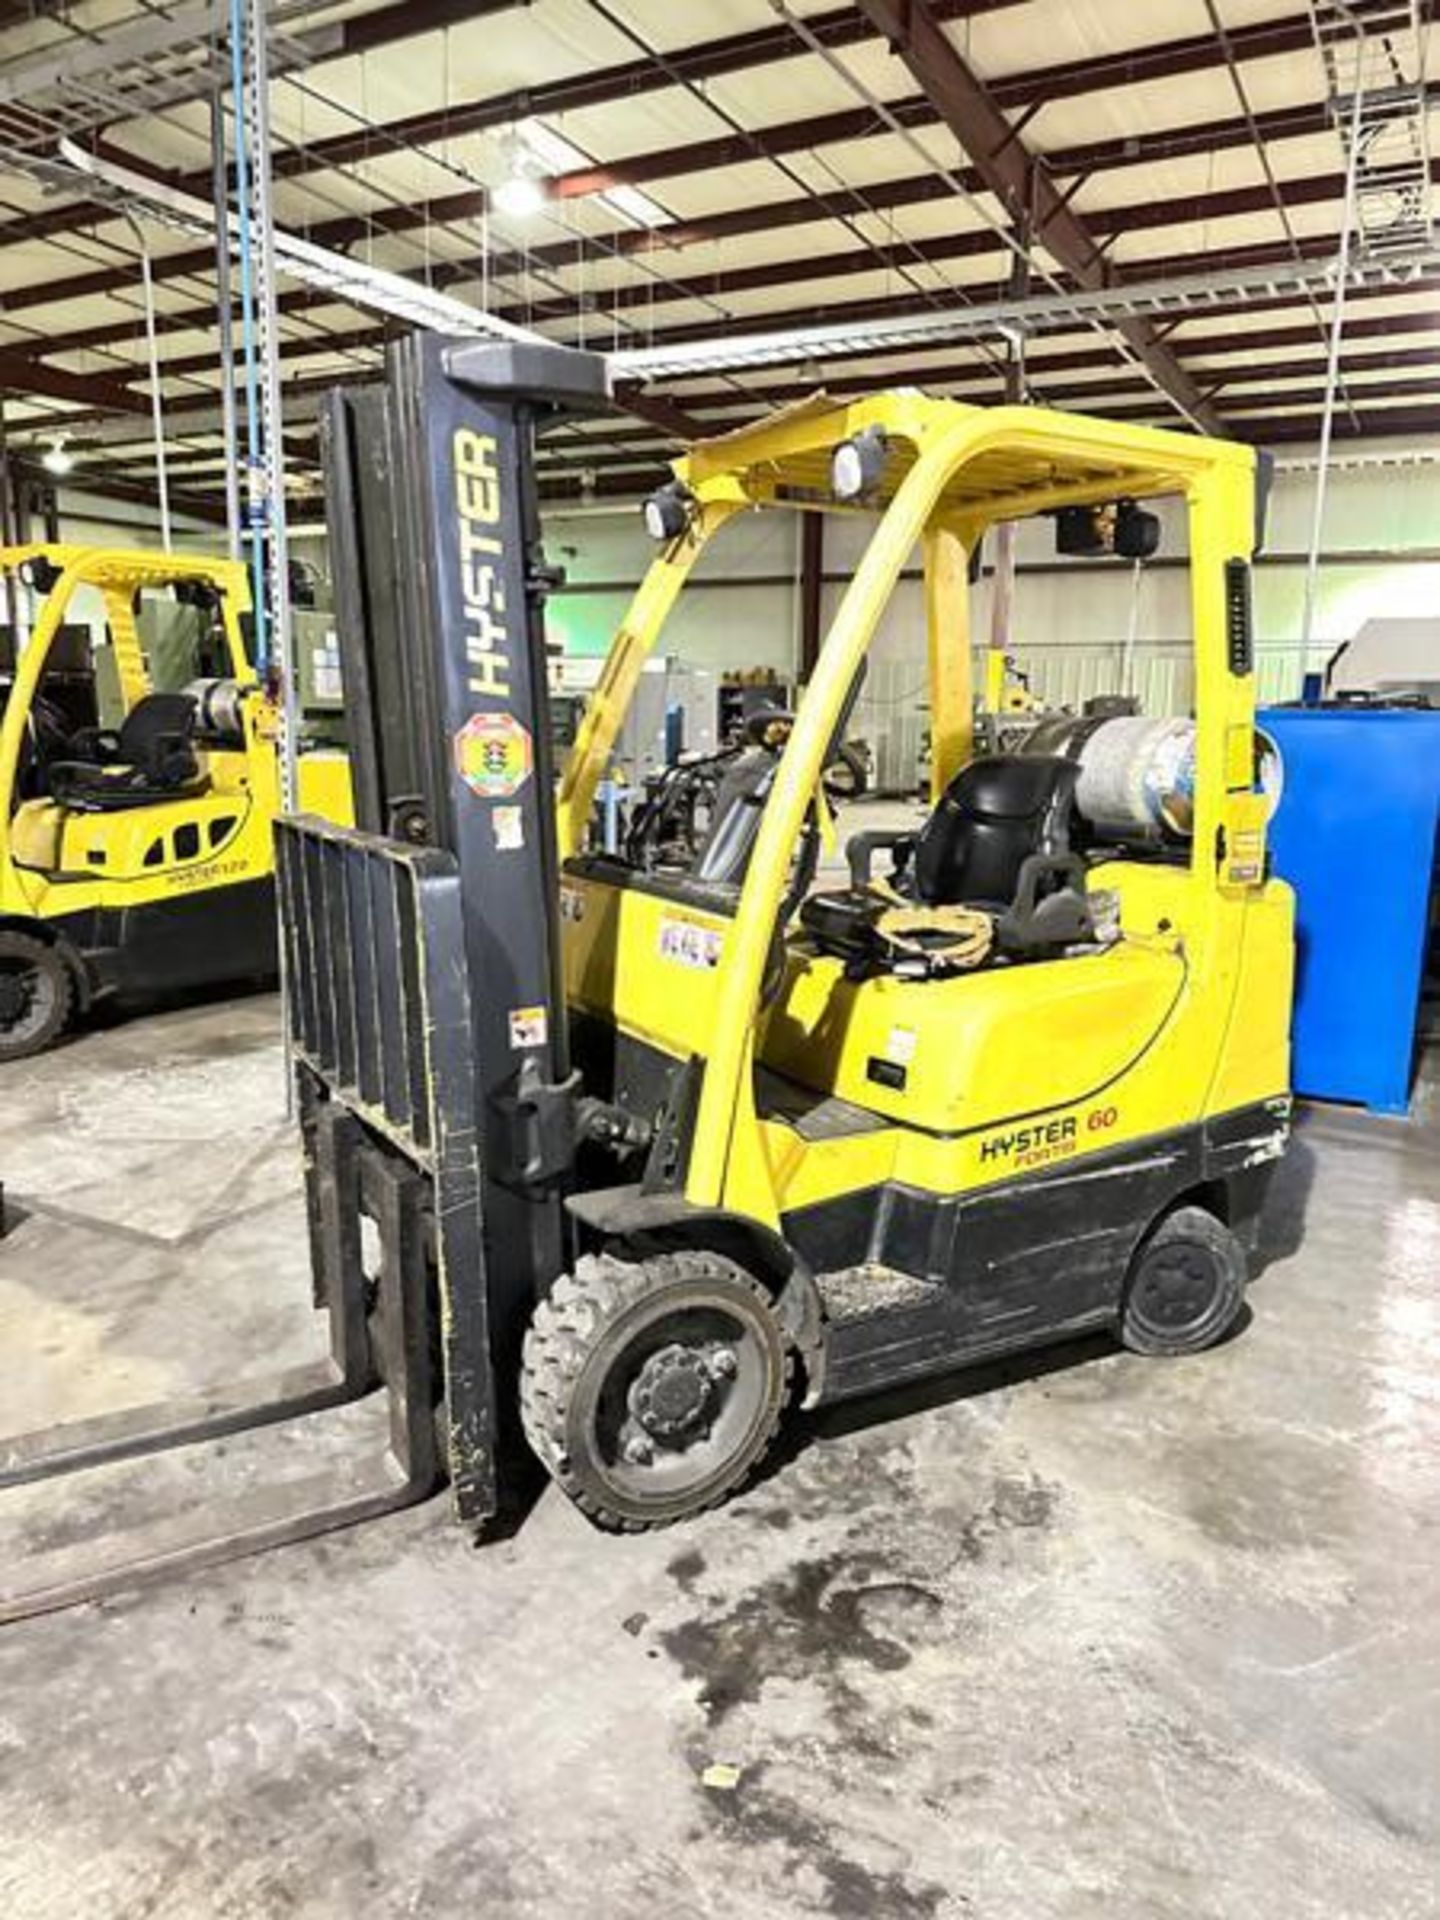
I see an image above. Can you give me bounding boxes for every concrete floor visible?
[0,991,1437,1920]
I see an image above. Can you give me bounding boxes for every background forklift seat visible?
[46,691,205,813]
[801,754,1092,965]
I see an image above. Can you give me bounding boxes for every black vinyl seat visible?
[46,691,206,813]
[801,753,1092,969]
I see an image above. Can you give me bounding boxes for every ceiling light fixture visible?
[494,168,546,220]
[494,133,547,220]
[41,434,74,476]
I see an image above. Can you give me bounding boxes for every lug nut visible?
[709,1347,738,1379]
[623,1435,654,1465]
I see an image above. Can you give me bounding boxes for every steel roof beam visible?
[851,0,1221,430]
[0,89,1369,321]
[0,0,1350,267]
[10,144,1390,366]
[0,0,532,251]
[228,1,1382,194]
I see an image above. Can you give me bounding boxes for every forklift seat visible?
[800,754,1092,968]
[45,692,206,813]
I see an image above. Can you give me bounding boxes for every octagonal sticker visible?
[455,711,533,800]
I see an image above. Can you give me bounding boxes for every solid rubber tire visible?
[520,1248,791,1532]
[0,930,75,1061]
[1120,1204,1248,1357]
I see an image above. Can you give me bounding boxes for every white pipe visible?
[211,90,242,563]
[1122,558,1143,700]
[1302,6,1366,653]
[125,214,171,551]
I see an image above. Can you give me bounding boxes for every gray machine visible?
[612,660,718,783]
[1327,616,1440,707]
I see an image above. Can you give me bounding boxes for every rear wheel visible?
[0,930,75,1062]
[1120,1205,1247,1356]
[521,1249,791,1530]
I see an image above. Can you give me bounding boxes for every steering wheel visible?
[620,703,865,875]
[741,705,869,804]
[623,749,736,872]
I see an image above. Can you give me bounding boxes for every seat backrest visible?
[116,692,197,773]
[912,754,1080,908]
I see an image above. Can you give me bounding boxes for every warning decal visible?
[455,711,533,799]
[508,1005,548,1050]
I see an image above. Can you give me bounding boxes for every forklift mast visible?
[321,336,612,1324]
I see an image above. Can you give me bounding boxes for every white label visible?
[658,916,723,972]
[885,1025,918,1066]
[492,805,524,851]
[508,1006,548,1050]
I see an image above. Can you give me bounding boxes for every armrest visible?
[1014,850,1087,907]
[997,852,1092,955]
[846,828,917,892]
[65,725,120,763]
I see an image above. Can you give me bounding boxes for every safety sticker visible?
[884,1025,918,1067]
[455,711,533,799]
[658,915,723,971]
[492,804,524,851]
[508,1005,548,1050]
[1225,827,1265,886]
[559,885,586,923]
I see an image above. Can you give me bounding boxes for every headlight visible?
[642,480,694,542]
[831,425,888,501]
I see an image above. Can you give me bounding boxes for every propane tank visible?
[1026,714,1282,844]
[185,677,248,747]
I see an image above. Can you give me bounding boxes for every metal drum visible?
[185,677,248,747]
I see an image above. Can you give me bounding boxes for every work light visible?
[642,480,694,541]
[831,425,887,500]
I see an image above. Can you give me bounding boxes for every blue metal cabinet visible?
[1259,708,1440,1115]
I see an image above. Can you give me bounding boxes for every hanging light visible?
[41,433,74,476]
[494,136,547,220]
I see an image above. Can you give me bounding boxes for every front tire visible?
[521,1249,791,1531]
[0,930,76,1062]
[1120,1205,1247,1356]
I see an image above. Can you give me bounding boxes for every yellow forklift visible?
[0,342,1292,1618]
[0,543,350,1059]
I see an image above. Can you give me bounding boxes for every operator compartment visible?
[562,699,809,1075]
[562,854,735,1071]
[9,675,256,883]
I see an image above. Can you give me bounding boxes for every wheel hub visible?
[629,1343,718,1441]
[1141,1249,1217,1325]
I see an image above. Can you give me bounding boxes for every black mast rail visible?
[320,336,613,1378]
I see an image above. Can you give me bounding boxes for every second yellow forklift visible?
[0,543,350,1059]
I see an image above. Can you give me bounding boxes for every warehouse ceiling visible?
[0,0,1434,522]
